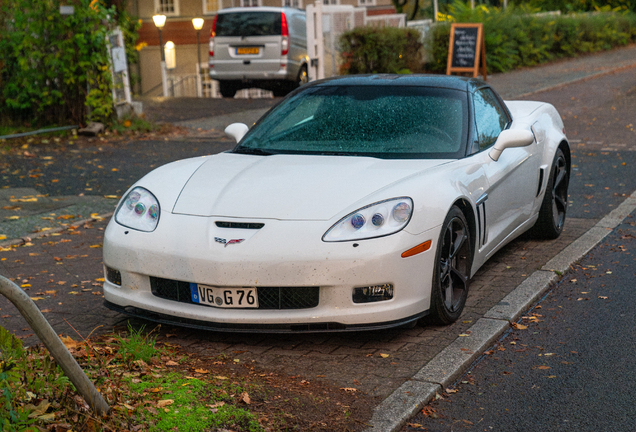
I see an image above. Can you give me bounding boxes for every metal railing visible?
[0,275,110,415]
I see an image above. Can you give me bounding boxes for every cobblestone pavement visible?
[1,49,636,411]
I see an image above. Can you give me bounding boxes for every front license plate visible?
[236,47,259,55]
[190,284,259,308]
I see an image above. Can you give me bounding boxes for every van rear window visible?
[216,12,281,37]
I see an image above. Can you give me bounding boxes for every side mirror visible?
[225,123,249,143]
[489,129,535,161]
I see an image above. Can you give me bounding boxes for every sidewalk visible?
[2,45,636,432]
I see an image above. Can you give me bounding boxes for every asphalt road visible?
[403,210,636,432]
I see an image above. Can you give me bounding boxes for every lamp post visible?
[152,14,168,96]
[192,18,204,70]
[192,18,205,97]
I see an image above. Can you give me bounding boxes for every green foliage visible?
[0,326,73,430]
[129,372,263,432]
[0,0,121,127]
[523,0,636,13]
[110,114,156,135]
[339,26,424,74]
[427,2,636,73]
[116,323,164,364]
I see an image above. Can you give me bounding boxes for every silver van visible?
[208,7,308,97]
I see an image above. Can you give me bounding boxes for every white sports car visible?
[102,75,569,332]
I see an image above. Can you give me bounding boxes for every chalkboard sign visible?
[446,23,487,80]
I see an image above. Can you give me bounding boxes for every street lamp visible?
[152,14,168,96]
[152,14,167,61]
[192,18,204,71]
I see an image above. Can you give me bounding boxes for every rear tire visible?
[218,81,237,98]
[427,206,472,326]
[531,147,569,239]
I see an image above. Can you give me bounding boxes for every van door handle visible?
[243,60,251,65]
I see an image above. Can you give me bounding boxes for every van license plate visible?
[237,47,259,55]
[190,283,259,308]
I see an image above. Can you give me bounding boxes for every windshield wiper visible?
[233,147,274,156]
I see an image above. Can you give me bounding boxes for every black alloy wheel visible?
[427,206,472,325]
[532,147,569,239]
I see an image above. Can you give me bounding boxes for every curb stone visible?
[0,212,114,249]
[366,188,636,431]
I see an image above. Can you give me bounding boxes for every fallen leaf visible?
[157,399,174,408]
[194,368,210,374]
[240,392,251,404]
[214,376,228,380]
[511,322,527,330]
[60,335,82,350]
[340,387,358,392]
[30,297,45,301]
[165,360,178,367]
[380,353,390,358]
[537,366,551,370]
[407,424,423,428]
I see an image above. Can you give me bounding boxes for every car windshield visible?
[235,85,468,159]
[215,12,281,37]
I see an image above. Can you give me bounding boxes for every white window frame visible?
[154,0,180,16]
[358,0,376,5]
[322,0,339,5]
[241,0,262,6]
[282,0,303,8]
[203,0,223,14]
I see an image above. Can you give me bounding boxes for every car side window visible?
[473,88,509,151]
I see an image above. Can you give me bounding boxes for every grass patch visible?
[0,323,374,431]
[0,326,263,431]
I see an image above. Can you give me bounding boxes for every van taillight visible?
[209,14,218,57]
[281,12,289,56]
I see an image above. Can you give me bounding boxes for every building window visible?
[241,0,261,6]
[358,0,376,5]
[282,0,302,7]
[203,0,221,14]
[322,0,339,4]
[155,0,179,16]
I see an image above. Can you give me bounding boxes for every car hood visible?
[171,152,449,220]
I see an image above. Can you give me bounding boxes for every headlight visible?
[322,197,413,242]
[115,187,160,232]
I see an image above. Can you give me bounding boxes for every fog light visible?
[105,266,121,286]
[352,283,394,303]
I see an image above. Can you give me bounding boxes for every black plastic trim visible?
[103,300,428,334]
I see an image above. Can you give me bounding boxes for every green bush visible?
[427,2,636,74]
[0,0,120,127]
[339,26,424,74]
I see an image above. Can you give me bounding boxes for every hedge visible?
[339,26,424,74]
[427,3,636,73]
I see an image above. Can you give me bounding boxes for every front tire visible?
[531,147,569,239]
[427,206,472,326]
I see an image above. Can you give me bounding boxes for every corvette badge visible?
[214,237,245,247]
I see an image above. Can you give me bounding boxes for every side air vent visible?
[215,221,264,229]
[536,168,545,197]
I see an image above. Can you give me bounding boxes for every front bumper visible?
[103,212,439,331]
